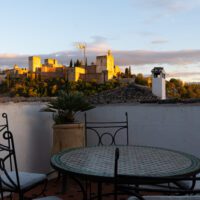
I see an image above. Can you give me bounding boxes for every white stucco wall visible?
[152,77,166,99]
[0,102,53,173]
[1,102,200,173]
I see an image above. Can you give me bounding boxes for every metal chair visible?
[114,148,200,200]
[34,196,62,200]
[128,196,200,200]
[175,173,200,190]
[84,112,129,199]
[114,147,144,200]
[0,113,47,200]
[85,112,129,146]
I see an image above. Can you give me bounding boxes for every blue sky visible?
[1,0,200,82]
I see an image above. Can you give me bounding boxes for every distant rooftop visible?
[88,83,158,104]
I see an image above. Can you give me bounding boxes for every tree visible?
[128,66,132,77]
[74,59,81,67]
[124,66,132,78]
[69,59,73,67]
[125,68,129,78]
[135,73,148,86]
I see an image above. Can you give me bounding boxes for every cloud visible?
[0,54,28,69]
[0,36,111,69]
[132,0,200,13]
[131,0,200,23]
[1,49,200,68]
[151,40,168,44]
[168,72,200,78]
[73,36,110,53]
[113,49,200,66]
[167,72,200,82]
[42,48,200,66]
[1,48,200,82]
[0,54,19,58]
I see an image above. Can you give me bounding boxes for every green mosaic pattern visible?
[51,146,200,178]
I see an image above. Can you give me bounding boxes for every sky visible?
[0,0,200,82]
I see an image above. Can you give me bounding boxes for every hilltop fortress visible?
[7,50,121,83]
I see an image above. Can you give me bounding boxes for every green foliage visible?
[125,68,129,77]
[69,59,73,67]
[166,78,200,99]
[124,66,132,78]
[42,90,95,124]
[135,74,148,86]
[128,66,131,76]
[74,59,81,67]
[3,77,122,98]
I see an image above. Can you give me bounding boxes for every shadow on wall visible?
[0,103,53,173]
[25,105,53,173]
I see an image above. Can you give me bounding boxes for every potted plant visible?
[42,90,94,154]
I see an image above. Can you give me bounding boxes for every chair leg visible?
[62,174,68,194]
[19,192,24,200]
[89,181,92,199]
[97,182,102,200]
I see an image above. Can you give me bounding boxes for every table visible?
[51,146,200,199]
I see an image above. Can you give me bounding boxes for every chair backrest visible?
[114,146,200,198]
[114,148,145,200]
[85,112,129,146]
[0,113,9,132]
[0,113,21,198]
[114,148,119,178]
[114,148,120,200]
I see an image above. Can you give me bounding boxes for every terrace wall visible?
[0,102,200,173]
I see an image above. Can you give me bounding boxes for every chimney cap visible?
[151,67,165,75]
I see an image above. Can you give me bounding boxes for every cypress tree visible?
[69,59,73,67]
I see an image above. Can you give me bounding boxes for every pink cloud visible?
[0,53,20,58]
[1,49,200,67]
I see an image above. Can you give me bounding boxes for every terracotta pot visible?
[52,123,85,154]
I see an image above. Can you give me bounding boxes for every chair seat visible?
[1,171,47,190]
[34,196,62,200]
[176,173,200,189]
[137,183,172,190]
[128,196,200,200]
[119,182,180,193]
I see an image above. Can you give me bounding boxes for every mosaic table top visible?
[51,146,200,179]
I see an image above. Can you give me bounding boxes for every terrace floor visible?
[9,176,131,200]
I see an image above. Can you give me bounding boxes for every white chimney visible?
[151,67,166,100]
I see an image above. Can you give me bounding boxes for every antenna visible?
[76,43,87,66]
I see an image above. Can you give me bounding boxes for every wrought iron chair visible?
[34,196,62,200]
[175,173,200,190]
[85,112,129,146]
[114,148,200,200]
[128,196,200,200]
[0,113,47,200]
[84,112,129,198]
[114,147,144,200]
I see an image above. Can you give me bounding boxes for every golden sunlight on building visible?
[29,56,41,72]
[8,50,122,83]
[28,56,66,80]
[13,65,28,75]
[67,50,122,83]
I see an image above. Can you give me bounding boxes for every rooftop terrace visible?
[1,100,200,199]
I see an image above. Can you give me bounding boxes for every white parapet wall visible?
[0,102,54,173]
[1,102,200,173]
